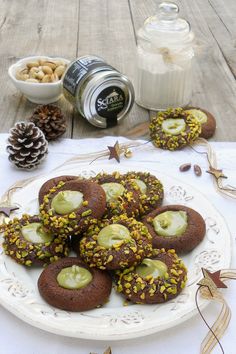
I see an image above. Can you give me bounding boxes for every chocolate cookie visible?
[143,205,206,253]
[40,179,106,236]
[78,214,153,270]
[124,172,164,216]
[92,172,141,218]
[184,107,216,139]
[116,248,187,304]
[38,257,112,311]
[38,175,78,205]
[3,214,69,266]
[149,107,201,150]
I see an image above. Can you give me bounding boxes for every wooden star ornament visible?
[107,141,121,163]
[0,205,19,217]
[197,268,227,296]
[206,166,228,179]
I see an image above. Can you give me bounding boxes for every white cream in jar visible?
[135,2,195,111]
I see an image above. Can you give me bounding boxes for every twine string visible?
[195,287,224,354]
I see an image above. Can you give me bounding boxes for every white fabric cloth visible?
[0,134,236,354]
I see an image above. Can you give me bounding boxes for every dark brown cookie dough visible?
[92,172,141,218]
[38,175,78,205]
[38,257,112,311]
[149,107,201,150]
[116,248,187,304]
[3,214,69,266]
[78,214,153,270]
[40,179,106,236]
[124,172,164,216]
[143,205,206,254]
[184,107,216,139]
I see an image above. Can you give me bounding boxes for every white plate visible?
[0,163,232,340]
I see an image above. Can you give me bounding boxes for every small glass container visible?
[135,1,195,110]
[63,55,135,128]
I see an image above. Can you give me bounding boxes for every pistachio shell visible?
[54,65,65,78]
[43,61,57,70]
[51,73,59,82]
[42,65,53,75]
[26,61,39,68]
[21,74,30,81]
[54,60,64,66]
[41,74,51,83]
[36,70,45,80]
[29,67,40,76]
[29,72,38,79]
[16,69,29,81]
[39,59,47,66]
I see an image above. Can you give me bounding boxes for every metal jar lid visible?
[81,70,135,128]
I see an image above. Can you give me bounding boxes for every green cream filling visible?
[162,118,186,135]
[21,222,54,243]
[51,190,84,215]
[101,182,125,202]
[153,211,187,237]
[133,179,147,194]
[186,109,207,124]
[97,224,131,249]
[57,265,92,290]
[135,258,168,278]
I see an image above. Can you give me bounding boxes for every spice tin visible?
[62,55,135,128]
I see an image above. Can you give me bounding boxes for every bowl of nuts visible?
[8,56,70,104]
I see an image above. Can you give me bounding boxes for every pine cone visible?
[29,104,67,141]
[7,122,48,170]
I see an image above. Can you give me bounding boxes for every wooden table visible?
[1,0,236,141]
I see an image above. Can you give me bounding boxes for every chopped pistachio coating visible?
[51,190,84,215]
[133,179,147,194]
[124,172,164,216]
[2,214,69,267]
[116,248,188,304]
[162,118,186,135]
[101,182,125,202]
[79,214,153,270]
[21,222,54,244]
[57,265,92,289]
[149,107,201,150]
[135,259,168,278]
[153,211,187,237]
[39,181,93,236]
[185,109,207,124]
[97,224,131,249]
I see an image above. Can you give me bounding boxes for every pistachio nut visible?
[15,58,67,83]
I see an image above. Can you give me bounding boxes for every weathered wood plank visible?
[0,0,236,141]
[129,0,236,141]
[0,0,79,138]
[72,0,150,139]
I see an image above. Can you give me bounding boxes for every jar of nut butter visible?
[62,55,135,128]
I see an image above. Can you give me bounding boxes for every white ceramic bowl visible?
[8,56,70,104]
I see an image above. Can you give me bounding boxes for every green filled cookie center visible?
[132,179,147,194]
[186,109,207,124]
[97,224,131,249]
[135,258,168,278]
[57,265,92,290]
[153,211,187,237]
[101,183,125,202]
[21,222,54,243]
[51,190,84,215]
[162,118,186,135]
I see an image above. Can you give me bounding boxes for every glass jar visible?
[62,55,134,128]
[135,2,195,110]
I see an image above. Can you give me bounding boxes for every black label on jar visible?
[63,56,113,96]
[95,87,126,127]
